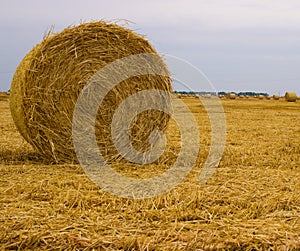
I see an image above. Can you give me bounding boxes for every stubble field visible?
[0,94,299,250]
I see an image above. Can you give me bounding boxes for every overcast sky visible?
[0,0,300,95]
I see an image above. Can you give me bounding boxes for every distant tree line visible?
[174,91,269,96]
[173,91,218,95]
[218,91,269,96]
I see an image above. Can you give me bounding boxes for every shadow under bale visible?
[0,149,52,165]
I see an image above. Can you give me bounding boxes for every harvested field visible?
[0,97,300,250]
[0,92,9,102]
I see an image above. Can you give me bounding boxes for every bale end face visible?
[285,92,297,102]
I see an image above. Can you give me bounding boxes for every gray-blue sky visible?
[0,0,300,95]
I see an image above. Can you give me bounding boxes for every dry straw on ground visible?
[285,92,297,102]
[1,98,300,250]
[10,21,172,163]
[0,92,9,101]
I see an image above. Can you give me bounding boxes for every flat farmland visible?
[0,95,299,250]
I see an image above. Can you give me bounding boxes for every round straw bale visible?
[273,94,280,100]
[226,93,236,99]
[285,92,297,102]
[258,95,264,100]
[10,21,172,163]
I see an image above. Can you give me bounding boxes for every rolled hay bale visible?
[298,96,300,100]
[226,93,236,99]
[258,95,264,100]
[285,92,297,102]
[266,96,271,100]
[273,94,280,100]
[10,21,172,163]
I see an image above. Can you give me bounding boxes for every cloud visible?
[2,0,300,30]
[0,0,300,94]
